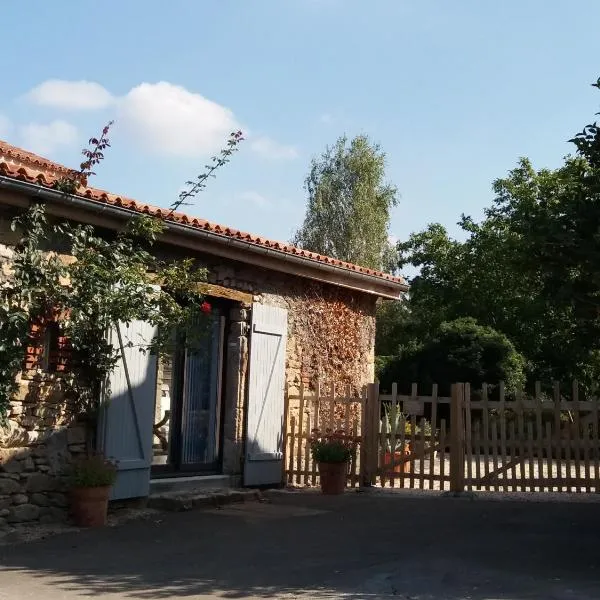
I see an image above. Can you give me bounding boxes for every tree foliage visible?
[0,203,210,423]
[293,135,398,271]
[375,300,414,358]
[382,78,600,389]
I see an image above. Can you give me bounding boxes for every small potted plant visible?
[381,407,412,475]
[68,453,117,527]
[310,428,357,495]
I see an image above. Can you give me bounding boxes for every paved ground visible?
[1,489,600,599]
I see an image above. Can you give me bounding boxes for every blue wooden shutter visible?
[98,320,157,500]
[244,303,288,486]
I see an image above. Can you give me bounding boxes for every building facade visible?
[0,141,406,525]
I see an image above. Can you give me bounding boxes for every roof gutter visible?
[0,176,409,298]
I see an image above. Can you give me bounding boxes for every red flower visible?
[200,301,212,314]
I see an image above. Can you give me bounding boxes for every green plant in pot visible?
[381,406,412,475]
[67,453,117,527]
[310,428,357,495]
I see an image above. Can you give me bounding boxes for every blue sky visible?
[2,0,600,276]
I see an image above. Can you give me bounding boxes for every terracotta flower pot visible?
[383,443,412,475]
[318,461,347,495]
[70,486,111,527]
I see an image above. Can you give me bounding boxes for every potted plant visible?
[68,453,117,527]
[310,428,357,495]
[381,407,412,475]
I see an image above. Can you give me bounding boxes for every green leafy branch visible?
[0,123,243,427]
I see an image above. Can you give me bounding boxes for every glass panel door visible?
[152,309,225,472]
[181,314,223,465]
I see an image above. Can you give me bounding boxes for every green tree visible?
[293,135,398,271]
[375,300,412,357]
[396,160,590,385]
[391,79,600,387]
[0,126,243,424]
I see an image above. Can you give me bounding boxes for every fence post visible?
[359,385,367,487]
[450,383,465,493]
[281,386,290,486]
[361,382,380,487]
[370,382,380,486]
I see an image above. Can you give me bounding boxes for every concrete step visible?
[148,488,262,512]
[149,474,232,495]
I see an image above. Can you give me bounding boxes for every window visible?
[40,322,60,372]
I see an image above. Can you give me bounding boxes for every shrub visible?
[310,429,358,464]
[68,454,118,488]
[379,318,526,394]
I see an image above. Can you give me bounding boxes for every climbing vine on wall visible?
[0,202,210,424]
[292,283,375,392]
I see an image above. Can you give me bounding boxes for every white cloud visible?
[19,120,78,155]
[22,79,296,160]
[238,190,270,208]
[117,82,240,158]
[319,113,334,124]
[249,136,298,160]
[0,114,12,139]
[26,80,115,110]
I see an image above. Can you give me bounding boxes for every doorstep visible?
[149,474,233,495]
[148,474,261,512]
[148,487,262,512]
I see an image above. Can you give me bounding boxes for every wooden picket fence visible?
[284,384,366,486]
[283,381,600,494]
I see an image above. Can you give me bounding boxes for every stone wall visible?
[204,257,377,394]
[0,236,86,529]
[0,369,86,528]
[221,305,250,481]
[0,423,85,528]
[206,257,377,481]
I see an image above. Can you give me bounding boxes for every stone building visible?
[0,140,406,526]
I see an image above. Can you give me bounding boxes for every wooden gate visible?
[283,380,600,494]
[461,382,600,493]
[368,383,452,491]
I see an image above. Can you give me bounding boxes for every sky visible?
[2,0,600,278]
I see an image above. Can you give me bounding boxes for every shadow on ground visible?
[1,492,600,599]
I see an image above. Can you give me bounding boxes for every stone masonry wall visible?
[221,305,251,482]
[206,257,377,481]
[204,258,377,394]
[0,237,86,529]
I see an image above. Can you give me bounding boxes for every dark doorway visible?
[152,306,226,475]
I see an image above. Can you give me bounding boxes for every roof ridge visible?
[0,139,405,285]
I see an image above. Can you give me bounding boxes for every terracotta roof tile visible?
[0,140,77,176]
[0,139,405,286]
